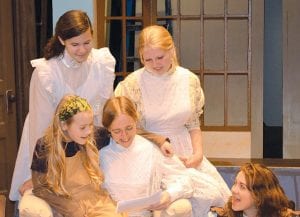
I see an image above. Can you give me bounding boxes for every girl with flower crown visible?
[9,10,116,201]
[29,94,126,217]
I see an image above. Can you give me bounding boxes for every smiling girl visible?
[100,96,230,217]
[10,10,117,201]
[210,163,299,217]
[30,95,125,217]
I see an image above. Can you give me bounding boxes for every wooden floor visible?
[209,158,300,167]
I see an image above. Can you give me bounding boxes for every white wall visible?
[52,0,94,30]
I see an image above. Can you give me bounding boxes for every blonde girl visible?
[30,94,125,217]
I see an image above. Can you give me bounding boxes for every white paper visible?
[116,191,162,213]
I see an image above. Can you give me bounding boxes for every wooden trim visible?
[202,126,251,131]
[95,0,106,48]
[0,195,5,217]
[209,158,300,167]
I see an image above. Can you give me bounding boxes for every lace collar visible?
[60,50,82,68]
[144,65,177,78]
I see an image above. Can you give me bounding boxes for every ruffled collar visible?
[144,65,176,78]
[61,50,82,68]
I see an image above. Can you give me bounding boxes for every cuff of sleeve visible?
[165,188,181,203]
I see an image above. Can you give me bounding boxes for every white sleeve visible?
[156,149,194,202]
[10,63,57,201]
[28,69,56,164]
[92,48,116,99]
[207,211,218,217]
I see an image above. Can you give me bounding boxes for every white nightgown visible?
[115,66,231,203]
[100,135,229,217]
[10,48,116,201]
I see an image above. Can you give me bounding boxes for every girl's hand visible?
[149,191,171,210]
[19,179,33,196]
[160,141,174,157]
[181,154,202,168]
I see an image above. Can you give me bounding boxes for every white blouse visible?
[100,135,194,217]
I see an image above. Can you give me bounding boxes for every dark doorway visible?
[263,0,283,158]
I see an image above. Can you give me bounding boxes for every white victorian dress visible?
[10,48,116,200]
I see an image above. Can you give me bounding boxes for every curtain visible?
[13,0,52,141]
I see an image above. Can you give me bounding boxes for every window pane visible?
[157,0,178,16]
[126,0,143,16]
[228,75,248,125]
[228,0,248,14]
[126,20,142,72]
[107,20,123,72]
[106,0,122,16]
[204,75,225,126]
[204,0,224,15]
[181,0,202,15]
[228,20,248,71]
[204,20,224,70]
[180,20,200,69]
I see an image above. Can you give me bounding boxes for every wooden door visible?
[0,0,18,216]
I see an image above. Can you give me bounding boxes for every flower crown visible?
[58,96,91,121]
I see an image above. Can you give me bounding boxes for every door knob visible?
[6,89,16,113]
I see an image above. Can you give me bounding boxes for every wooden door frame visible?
[0,0,18,215]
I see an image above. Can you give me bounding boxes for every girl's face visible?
[109,114,137,148]
[142,46,173,75]
[62,111,93,145]
[231,171,258,217]
[59,28,93,63]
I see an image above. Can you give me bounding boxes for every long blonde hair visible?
[42,94,104,197]
[138,25,178,70]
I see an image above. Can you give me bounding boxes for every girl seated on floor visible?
[99,96,231,217]
[19,94,171,217]
[28,94,125,217]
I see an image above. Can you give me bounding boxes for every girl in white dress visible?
[10,10,117,201]
[100,96,230,217]
[115,25,231,200]
[12,12,171,217]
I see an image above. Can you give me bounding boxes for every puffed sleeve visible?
[29,58,58,165]
[114,73,139,100]
[92,48,116,99]
[114,71,145,127]
[185,73,205,130]
[31,138,47,173]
